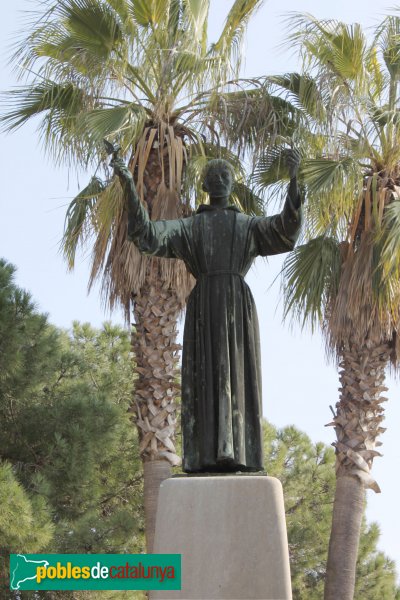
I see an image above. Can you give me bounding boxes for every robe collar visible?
[196,203,241,214]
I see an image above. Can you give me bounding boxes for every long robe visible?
[126,185,302,472]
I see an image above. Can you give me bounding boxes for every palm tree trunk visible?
[324,337,390,599]
[130,275,182,551]
[324,475,364,600]
[131,277,182,464]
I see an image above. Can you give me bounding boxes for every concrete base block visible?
[151,475,292,600]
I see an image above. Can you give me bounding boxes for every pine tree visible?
[0,259,56,592]
[0,260,145,599]
[355,521,400,600]
[263,422,335,598]
[263,422,400,599]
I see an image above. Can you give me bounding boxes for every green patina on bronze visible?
[114,154,302,473]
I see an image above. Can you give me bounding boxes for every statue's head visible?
[202,159,234,199]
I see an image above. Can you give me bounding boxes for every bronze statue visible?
[113,150,302,473]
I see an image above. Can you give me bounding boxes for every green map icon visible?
[10,554,49,590]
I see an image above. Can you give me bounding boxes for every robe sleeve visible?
[122,171,186,259]
[252,192,303,257]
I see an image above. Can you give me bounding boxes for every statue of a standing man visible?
[113,151,302,473]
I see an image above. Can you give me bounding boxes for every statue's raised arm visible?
[252,148,303,257]
[112,156,186,260]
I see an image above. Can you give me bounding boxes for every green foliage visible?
[355,522,400,600]
[282,236,342,331]
[0,260,144,599]
[0,259,60,401]
[2,0,266,167]
[0,461,53,551]
[264,422,335,598]
[263,422,400,599]
[267,73,326,122]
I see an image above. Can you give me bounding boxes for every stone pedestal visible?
[151,475,292,600]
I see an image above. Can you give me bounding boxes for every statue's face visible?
[203,164,233,198]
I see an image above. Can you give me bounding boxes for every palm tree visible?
[3,0,306,551]
[254,13,400,600]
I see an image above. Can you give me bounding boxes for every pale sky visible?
[1,0,399,574]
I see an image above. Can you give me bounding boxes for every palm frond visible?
[183,0,210,49]
[1,81,87,132]
[14,0,127,82]
[0,80,97,165]
[129,0,171,27]
[300,157,363,234]
[83,104,147,147]
[286,12,373,106]
[301,156,361,196]
[378,198,400,280]
[375,15,400,83]
[253,145,291,191]
[328,230,400,351]
[267,73,326,123]
[209,0,264,80]
[281,235,342,333]
[57,0,125,58]
[231,182,264,216]
[203,82,303,156]
[169,52,217,97]
[62,176,106,268]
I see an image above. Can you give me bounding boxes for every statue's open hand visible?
[283,148,301,179]
[111,156,132,180]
